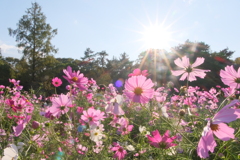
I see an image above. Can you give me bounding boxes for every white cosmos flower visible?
[17,142,25,152]
[90,128,104,142]
[126,145,135,151]
[139,126,150,136]
[2,144,18,160]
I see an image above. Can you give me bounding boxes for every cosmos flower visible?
[13,115,31,137]
[171,56,210,82]
[139,125,150,137]
[220,65,240,89]
[197,100,240,158]
[124,75,154,104]
[117,117,134,135]
[110,142,127,160]
[63,66,88,90]
[128,68,148,77]
[2,144,18,160]
[105,95,124,115]
[52,77,62,87]
[81,107,106,126]
[147,130,177,149]
[48,94,72,117]
[90,128,104,142]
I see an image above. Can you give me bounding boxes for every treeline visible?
[1,40,240,96]
[1,2,240,96]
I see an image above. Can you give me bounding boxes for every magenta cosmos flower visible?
[48,94,72,117]
[52,77,62,87]
[110,142,127,160]
[128,68,148,77]
[124,75,154,104]
[220,65,240,89]
[147,129,177,149]
[63,66,88,90]
[197,100,240,158]
[171,56,210,82]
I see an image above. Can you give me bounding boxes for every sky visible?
[1,0,240,62]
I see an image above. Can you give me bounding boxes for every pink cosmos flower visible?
[171,56,210,82]
[13,115,31,137]
[9,79,23,90]
[147,129,177,149]
[220,65,240,89]
[128,68,148,77]
[110,142,127,160]
[47,94,72,117]
[117,117,133,135]
[52,77,62,87]
[63,66,88,90]
[81,107,106,126]
[124,75,155,104]
[197,100,240,158]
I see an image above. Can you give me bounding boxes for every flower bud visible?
[32,121,40,129]
[167,81,174,88]
[179,109,185,117]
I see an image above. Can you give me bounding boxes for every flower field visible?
[1,56,240,160]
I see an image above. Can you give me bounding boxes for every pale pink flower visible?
[220,65,240,89]
[117,117,133,135]
[52,77,62,87]
[171,56,210,82]
[128,68,148,77]
[47,94,72,117]
[197,100,240,158]
[13,115,31,137]
[77,144,88,154]
[105,95,124,115]
[81,108,106,126]
[147,130,177,149]
[124,75,154,103]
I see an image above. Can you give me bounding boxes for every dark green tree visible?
[8,2,58,88]
[96,50,108,68]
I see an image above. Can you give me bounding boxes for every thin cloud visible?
[0,42,22,58]
[0,43,17,52]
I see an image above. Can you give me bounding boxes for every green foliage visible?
[8,2,58,85]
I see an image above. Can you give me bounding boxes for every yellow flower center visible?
[210,123,219,131]
[72,77,78,82]
[134,87,143,95]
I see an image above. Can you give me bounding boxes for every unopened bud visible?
[179,109,185,117]
[32,121,40,129]
[167,81,174,88]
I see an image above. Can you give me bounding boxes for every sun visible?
[142,24,172,50]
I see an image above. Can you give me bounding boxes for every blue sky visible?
[1,0,240,61]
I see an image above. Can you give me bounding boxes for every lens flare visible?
[115,78,124,88]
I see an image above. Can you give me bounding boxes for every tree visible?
[8,2,57,87]
[96,50,108,68]
[235,57,240,65]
